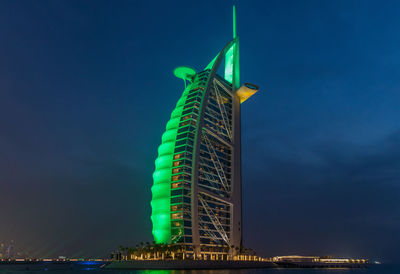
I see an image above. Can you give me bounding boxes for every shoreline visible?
[0,260,369,270]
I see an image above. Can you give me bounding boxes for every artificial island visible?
[106,5,368,270]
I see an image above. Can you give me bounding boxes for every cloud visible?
[242,128,400,261]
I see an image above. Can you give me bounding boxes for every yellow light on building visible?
[237,83,259,103]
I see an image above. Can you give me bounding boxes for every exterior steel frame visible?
[190,38,241,255]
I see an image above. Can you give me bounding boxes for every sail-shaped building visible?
[151,6,259,257]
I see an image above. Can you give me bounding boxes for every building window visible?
[171,182,182,189]
[174,154,183,160]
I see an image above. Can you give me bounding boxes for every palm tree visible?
[160,244,167,260]
[124,247,129,260]
[145,242,151,259]
[118,246,125,260]
[155,243,162,259]
[235,247,240,258]
[129,247,135,260]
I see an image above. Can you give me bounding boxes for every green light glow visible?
[205,54,218,70]
[151,86,190,244]
[224,45,234,83]
[173,66,196,81]
[233,5,237,39]
[151,4,241,244]
[224,5,238,84]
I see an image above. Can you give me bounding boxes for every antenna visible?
[232,4,240,89]
[233,4,237,39]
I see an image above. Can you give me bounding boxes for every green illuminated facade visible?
[151,6,258,256]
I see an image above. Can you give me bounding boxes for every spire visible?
[224,4,240,89]
[232,4,240,89]
[233,4,237,39]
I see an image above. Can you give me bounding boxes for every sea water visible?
[0,264,397,274]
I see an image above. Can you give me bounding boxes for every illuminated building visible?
[150,5,259,257]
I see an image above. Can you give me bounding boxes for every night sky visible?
[1,0,399,262]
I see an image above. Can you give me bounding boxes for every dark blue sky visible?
[0,0,399,262]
